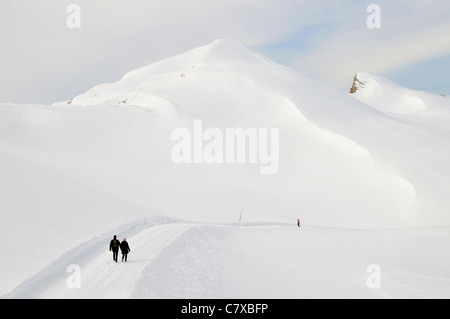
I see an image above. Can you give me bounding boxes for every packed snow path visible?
[5,220,450,299]
[8,222,193,299]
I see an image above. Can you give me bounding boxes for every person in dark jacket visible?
[120,238,131,262]
[109,235,120,262]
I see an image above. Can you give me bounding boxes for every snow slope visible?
[1,40,450,298]
[350,72,428,114]
[348,72,450,226]
[62,39,421,227]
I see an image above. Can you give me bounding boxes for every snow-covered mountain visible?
[1,39,450,299]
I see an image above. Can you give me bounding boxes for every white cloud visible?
[1,0,307,102]
[1,0,449,102]
[289,1,450,89]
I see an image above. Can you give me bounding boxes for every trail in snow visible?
[8,222,193,299]
[5,220,450,299]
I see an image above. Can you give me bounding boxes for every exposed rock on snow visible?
[349,74,366,94]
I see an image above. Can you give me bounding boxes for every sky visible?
[1,0,450,104]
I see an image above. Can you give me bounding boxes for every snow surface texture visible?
[1,39,450,298]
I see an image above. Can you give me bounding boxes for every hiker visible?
[297,218,301,228]
[120,238,131,262]
[109,235,120,262]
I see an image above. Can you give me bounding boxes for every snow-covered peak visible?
[349,72,428,115]
[65,39,282,113]
[179,38,269,64]
[120,39,268,81]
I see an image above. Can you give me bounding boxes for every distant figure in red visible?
[297,218,301,228]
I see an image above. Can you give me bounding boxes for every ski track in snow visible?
[7,222,193,299]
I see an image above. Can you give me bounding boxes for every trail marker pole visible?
[239,206,243,225]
